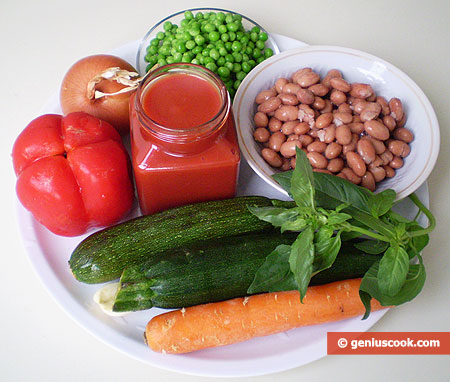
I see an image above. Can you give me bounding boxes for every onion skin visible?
[60,54,136,135]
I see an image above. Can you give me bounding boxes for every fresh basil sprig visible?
[248,148,435,317]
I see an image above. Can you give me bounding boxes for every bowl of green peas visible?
[136,8,280,98]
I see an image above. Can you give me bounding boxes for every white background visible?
[1,0,449,381]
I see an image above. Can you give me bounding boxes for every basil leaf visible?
[368,189,396,218]
[378,246,410,297]
[313,172,372,213]
[247,244,297,294]
[281,218,308,233]
[360,260,426,307]
[359,290,373,320]
[289,226,315,302]
[354,239,389,255]
[272,171,294,195]
[327,212,352,225]
[248,206,299,227]
[407,222,430,254]
[313,231,342,275]
[290,148,315,209]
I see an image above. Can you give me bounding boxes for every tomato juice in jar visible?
[130,63,240,215]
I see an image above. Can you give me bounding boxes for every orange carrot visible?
[145,278,386,354]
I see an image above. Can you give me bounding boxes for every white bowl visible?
[233,45,440,200]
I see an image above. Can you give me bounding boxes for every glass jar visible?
[130,63,240,215]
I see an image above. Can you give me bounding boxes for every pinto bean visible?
[388,140,411,157]
[299,134,314,146]
[335,124,352,145]
[282,83,301,95]
[333,112,353,125]
[337,103,352,114]
[307,151,328,169]
[296,88,315,104]
[253,111,268,127]
[281,157,291,171]
[315,112,333,129]
[280,140,302,158]
[297,71,321,88]
[384,165,395,178]
[258,97,282,113]
[253,127,270,143]
[268,117,282,132]
[350,83,374,99]
[308,83,329,97]
[255,88,277,104]
[321,99,333,113]
[346,152,367,177]
[348,122,365,134]
[292,68,312,84]
[307,140,327,153]
[298,104,315,125]
[393,127,414,143]
[341,168,362,184]
[275,105,299,121]
[278,93,299,106]
[281,121,298,135]
[294,122,310,135]
[389,156,404,169]
[330,77,351,92]
[275,78,288,93]
[327,157,344,173]
[369,166,386,182]
[389,98,404,122]
[380,150,394,165]
[364,120,390,140]
[376,96,390,116]
[361,172,376,191]
[330,89,347,105]
[360,102,382,122]
[357,138,376,164]
[262,148,283,167]
[312,96,326,110]
[268,132,286,152]
[325,142,343,159]
[383,115,396,131]
[318,125,336,143]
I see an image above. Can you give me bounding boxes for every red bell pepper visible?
[12,112,134,236]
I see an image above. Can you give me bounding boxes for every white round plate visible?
[16,35,429,377]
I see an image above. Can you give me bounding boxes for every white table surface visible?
[2,0,449,381]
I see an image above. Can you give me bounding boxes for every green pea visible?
[218,47,227,56]
[144,53,152,62]
[209,48,220,60]
[225,14,233,23]
[250,31,258,42]
[166,56,175,64]
[217,56,226,67]
[157,58,167,66]
[217,66,230,78]
[148,55,158,65]
[202,48,210,57]
[147,45,158,55]
[194,35,205,45]
[204,56,215,65]
[195,11,203,19]
[248,59,256,68]
[245,46,253,55]
[205,62,217,72]
[224,61,234,71]
[242,62,251,73]
[225,41,232,51]
[180,19,189,27]
[174,40,186,53]
[252,48,262,59]
[227,22,239,32]
[156,31,165,40]
[233,63,241,73]
[228,31,236,41]
[184,10,193,20]
[173,52,182,62]
[256,56,265,64]
[206,43,214,49]
[146,63,153,72]
[232,52,242,62]
[256,40,265,50]
[221,33,229,42]
[216,12,225,22]
[264,48,274,58]
[182,53,192,63]
[259,32,268,41]
[231,41,242,52]
[225,54,235,63]
[233,79,242,89]
[159,45,171,56]
[185,40,196,50]
[192,45,202,54]
[247,41,255,49]
[150,38,159,47]
[240,35,249,45]
[236,31,244,40]
[208,31,220,42]
[251,26,260,34]
[242,53,249,61]
[204,23,215,33]
[189,27,200,37]
[163,21,173,31]
[191,58,200,65]
[213,18,223,28]
[181,31,191,41]
[218,24,227,34]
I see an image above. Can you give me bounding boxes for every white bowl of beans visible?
[233,45,440,199]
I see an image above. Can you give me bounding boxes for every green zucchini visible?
[69,196,275,284]
[112,235,381,312]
